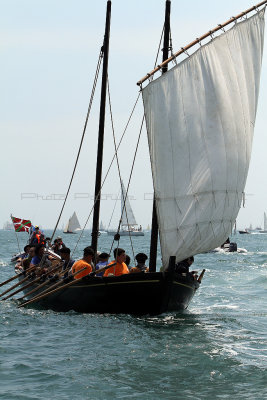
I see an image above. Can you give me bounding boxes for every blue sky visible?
[1,0,266,230]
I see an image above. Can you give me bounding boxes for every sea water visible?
[0,230,266,399]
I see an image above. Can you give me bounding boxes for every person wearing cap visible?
[56,236,66,249]
[95,252,110,277]
[103,248,129,277]
[130,253,149,273]
[52,237,65,255]
[71,246,94,280]
[59,247,75,271]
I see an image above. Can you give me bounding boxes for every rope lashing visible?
[181,47,190,57]
[218,24,226,32]
[196,38,202,47]
[209,31,214,39]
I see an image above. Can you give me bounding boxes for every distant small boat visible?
[99,220,107,234]
[63,212,81,234]
[239,230,250,234]
[3,221,13,230]
[107,182,144,237]
[210,238,247,253]
[246,224,262,233]
[211,245,247,254]
[258,212,267,233]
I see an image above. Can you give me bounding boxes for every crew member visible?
[95,252,110,277]
[103,248,129,277]
[130,253,149,273]
[29,244,52,274]
[175,256,194,274]
[59,247,75,271]
[29,226,40,245]
[71,246,94,279]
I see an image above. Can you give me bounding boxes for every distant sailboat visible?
[63,212,81,234]
[3,221,13,230]
[99,220,107,234]
[259,212,267,233]
[107,182,144,236]
[239,229,250,234]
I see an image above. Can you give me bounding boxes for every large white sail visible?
[142,10,265,268]
[64,212,81,233]
[121,181,137,227]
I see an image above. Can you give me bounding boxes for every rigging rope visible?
[57,21,167,262]
[106,79,136,263]
[150,23,165,82]
[107,23,167,263]
[50,49,103,243]
[109,115,145,261]
[169,28,177,65]
[70,92,141,259]
[107,23,168,264]
[106,188,120,231]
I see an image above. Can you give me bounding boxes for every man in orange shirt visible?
[103,248,129,277]
[71,246,94,279]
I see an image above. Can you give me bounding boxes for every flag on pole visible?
[11,216,32,232]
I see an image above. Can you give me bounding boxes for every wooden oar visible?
[17,265,68,301]
[18,262,116,308]
[18,267,88,308]
[0,265,35,288]
[1,263,63,301]
[19,266,76,303]
[198,269,205,283]
[18,273,60,301]
[18,261,115,301]
[0,267,38,298]
[36,262,116,298]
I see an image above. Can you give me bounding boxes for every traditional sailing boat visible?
[107,182,144,237]
[259,212,267,233]
[63,212,81,234]
[99,220,107,234]
[7,0,266,314]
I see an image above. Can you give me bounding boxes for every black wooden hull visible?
[20,272,199,315]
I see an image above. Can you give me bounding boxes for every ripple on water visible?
[0,232,267,399]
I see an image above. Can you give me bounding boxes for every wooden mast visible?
[149,0,171,272]
[91,1,111,255]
